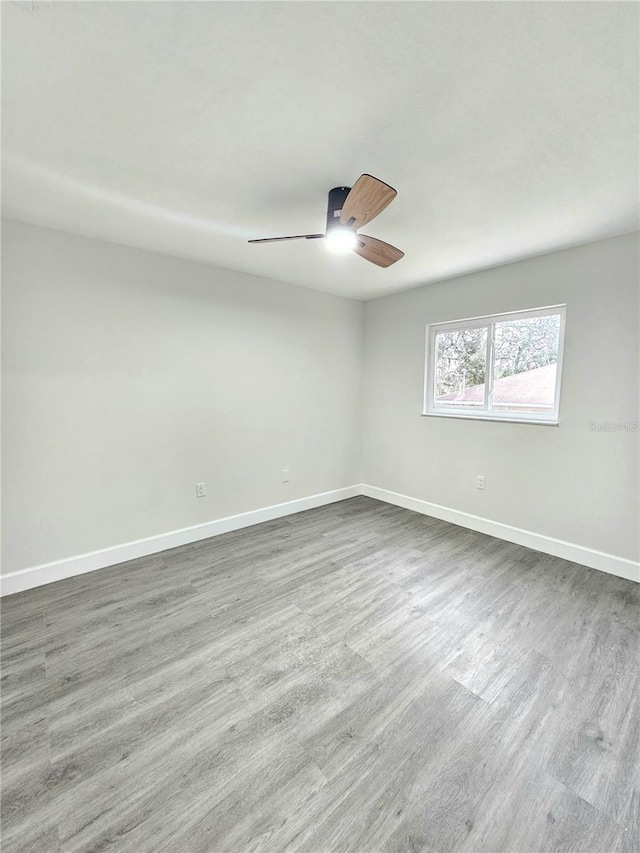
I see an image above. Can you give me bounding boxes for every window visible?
[424,305,566,424]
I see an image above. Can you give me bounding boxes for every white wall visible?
[362,233,640,564]
[3,221,638,582]
[1,220,364,574]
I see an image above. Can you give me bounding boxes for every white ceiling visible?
[2,1,638,300]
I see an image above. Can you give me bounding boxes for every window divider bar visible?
[486,322,496,412]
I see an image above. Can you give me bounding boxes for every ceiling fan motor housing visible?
[326,187,352,234]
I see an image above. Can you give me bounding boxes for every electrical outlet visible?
[281,468,290,483]
[476,475,486,490]
[196,482,206,498]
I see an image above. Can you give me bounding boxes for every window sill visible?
[421,411,559,426]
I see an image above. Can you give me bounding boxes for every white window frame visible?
[423,304,566,425]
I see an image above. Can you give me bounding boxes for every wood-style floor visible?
[1,496,638,853]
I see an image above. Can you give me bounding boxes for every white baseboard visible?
[3,482,637,596]
[361,484,639,584]
[0,486,361,597]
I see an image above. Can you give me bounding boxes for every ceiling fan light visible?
[325,227,357,255]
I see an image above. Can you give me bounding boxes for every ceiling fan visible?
[248,174,404,268]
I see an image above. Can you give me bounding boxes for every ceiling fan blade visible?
[354,235,404,268]
[248,234,324,243]
[339,175,397,229]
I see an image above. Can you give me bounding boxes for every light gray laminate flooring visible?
[1,496,638,853]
